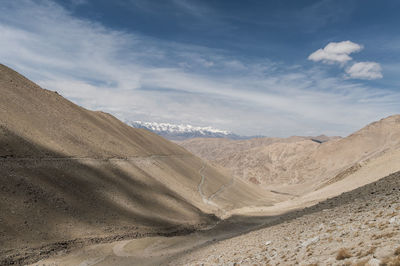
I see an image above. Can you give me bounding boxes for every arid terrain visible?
[0,64,276,264]
[32,171,400,265]
[173,171,400,265]
[1,64,400,265]
[177,118,400,196]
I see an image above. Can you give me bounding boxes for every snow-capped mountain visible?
[126,121,244,140]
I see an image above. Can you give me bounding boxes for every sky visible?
[1,0,400,136]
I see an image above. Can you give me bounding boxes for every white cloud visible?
[345,62,383,80]
[308,41,363,64]
[308,41,383,80]
[0,1,397,137]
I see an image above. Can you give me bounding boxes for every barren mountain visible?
[0,64,276,264]
[178,117,400,195]
[28,112,400,265]
[34,170,400,265]
[173,171,400,265]
[2,64,399,266]
[175,136,319,162]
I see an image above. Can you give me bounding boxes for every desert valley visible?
[1,2,400,265]
[1,63,400,265]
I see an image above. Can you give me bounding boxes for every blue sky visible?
[1,0,399,136]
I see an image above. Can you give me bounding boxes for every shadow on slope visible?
[0,129,218,265]
[168,170,400,263]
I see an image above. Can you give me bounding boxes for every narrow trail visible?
[78,256,106,266]
[112,240,133,257]
[197,164,218,207]
[197,163,235,209]
[209,177,235,201]
[0,154,188,162]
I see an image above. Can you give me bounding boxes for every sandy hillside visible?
[33,171,400,266]
[177,116,400,195]
[175,135,333,162]
[2,63,400,266]
[0,64,277,265]
[172,171,400,266]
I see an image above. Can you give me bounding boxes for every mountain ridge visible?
[0,64,276,264]
[2,63,400,265]
[126,120,262,140]
[177,115,400,194]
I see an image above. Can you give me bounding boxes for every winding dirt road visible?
[197,163,235,208]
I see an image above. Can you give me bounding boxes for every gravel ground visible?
[173,171,400,265]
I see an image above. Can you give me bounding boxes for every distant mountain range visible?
[177,116,400,187]
[126,121,255,140]
[3,64,400,265]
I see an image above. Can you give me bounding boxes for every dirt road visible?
[33,171,400,265]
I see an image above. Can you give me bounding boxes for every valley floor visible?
[32,171,400,266]
[174,171,400,265]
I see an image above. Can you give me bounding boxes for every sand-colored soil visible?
[33,171,400,265]
[178,115,400,198]
[172,171,400,265]
[0,64,272,264]
[2,64,400,265]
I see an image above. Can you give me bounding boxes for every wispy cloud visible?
[0,0,398,136]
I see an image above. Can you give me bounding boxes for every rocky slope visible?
[173,171,400,265]
[0,64,274,264]
[2,63,399,265]
[34,171,400,265]
[177,117,400,196]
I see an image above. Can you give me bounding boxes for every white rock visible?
[265,241,272,246]
[366,258,381,266]
[375,245,394,258]
[389,216,399,224]
[301,236,320,247]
